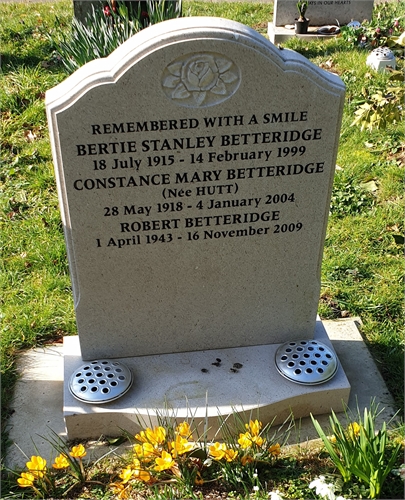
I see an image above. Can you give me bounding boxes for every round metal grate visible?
[275,340,338,385]
[370,46,395,61]
[69,360,133,403]
[347,20,361,28]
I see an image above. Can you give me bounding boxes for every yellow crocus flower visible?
[133,458,142,468]
[241,454,254,466]
[133,443,144,457]
[70,443,86,458]
[251,434,264,446]
[268,443,281,456]
[238,432,253,449]
[135,430,148,443]
[246,419,262,436]
[143,442,158,457]
[26,456,46,478]
[147,426,166,445]
[52,453,70,469]
[119,466,134,484]
[209,442,227,460]
[224,448,238,462]
[17,472,36,487]
[154,450,175,471]
[171,435,193,457]
[133,459,151,482]
[136,426,166,445]
[195,471,204,485]
[134,442,156,462]
[238,431,263,448]
[119,461,151,483]
[109,481,130,499]
[176,421,192,438]
[134,468,151,482]
[348,422,361,439]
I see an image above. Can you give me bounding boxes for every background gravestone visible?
[273,0,375,26]
[73,1,180,24]
[269,0,375,44]
[46,17,345,361]
[73,0,103,23]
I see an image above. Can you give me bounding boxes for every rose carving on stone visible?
[162,53,240,107]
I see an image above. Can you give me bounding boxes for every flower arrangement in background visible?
[340,1,404,49]
[47,0,183,73]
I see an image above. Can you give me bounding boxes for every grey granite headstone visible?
[46,17,345,361]
[273,0,374,27]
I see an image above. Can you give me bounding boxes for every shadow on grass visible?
[283,37,365,60]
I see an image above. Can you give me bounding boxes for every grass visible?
[186,0,272,30]
[0,1,404,497]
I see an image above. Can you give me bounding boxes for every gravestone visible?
[73,0,103,24]
[46,17,350,438]
[274,0,374,26]
[269,0,375,43]
[73,1,180,25]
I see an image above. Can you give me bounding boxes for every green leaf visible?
[360,180,378,193]
[311,414,352,482]
[107,435,127,445]
[391,31,405,46]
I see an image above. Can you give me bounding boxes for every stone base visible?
[64,319,350,439]
[268,22,339,44]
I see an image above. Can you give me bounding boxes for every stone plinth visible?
[268,24,341,44]
[64,319,350,439]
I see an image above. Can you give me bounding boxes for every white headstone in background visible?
[273,0,374,27]
[46,17,345,361]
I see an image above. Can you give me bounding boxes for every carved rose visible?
[162,53,239,107]
[181,55,220,92]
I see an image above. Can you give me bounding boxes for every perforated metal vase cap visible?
[275,340,338,385]
[69,359,133,403]
[347,20,361,28]
[366,47,396,72]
